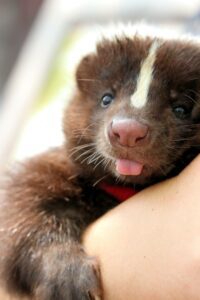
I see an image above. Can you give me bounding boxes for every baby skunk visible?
[1,24,200,300]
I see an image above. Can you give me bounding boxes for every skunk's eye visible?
[173,106,189,119]
[101,93,114,108]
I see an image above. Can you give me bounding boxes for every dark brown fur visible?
[1,33,200,299]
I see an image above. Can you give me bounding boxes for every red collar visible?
[99,182,137,202]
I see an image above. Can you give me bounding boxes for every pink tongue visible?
[116,159,143,176]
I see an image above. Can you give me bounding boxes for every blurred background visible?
[1,0,200,298]
[0,0,200,174]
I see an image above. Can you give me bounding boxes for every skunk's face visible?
[64,36,200,185]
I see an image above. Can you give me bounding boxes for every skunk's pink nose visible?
[108,118,149,147]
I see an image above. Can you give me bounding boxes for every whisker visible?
[157,165,168,177]
[183,93,200,107]
[84,152,101,165]
[165,145,177,150]
[93,175,109,187]
[80,151,101,165]
[87,152,101,164]
[103,157,112,171]
[175,124,200,128]
[68,143,96,157]
[69,142,96,151]
[77,78,101,82]
[187,89,200,98]
[74,149,94,161]
[115,175,121,185]
[93,157,106,170]
[171,137,195,142]
[72,122,99,143]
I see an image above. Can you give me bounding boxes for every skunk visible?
[1,24,200,300]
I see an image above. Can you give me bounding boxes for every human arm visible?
[83,155,200,299]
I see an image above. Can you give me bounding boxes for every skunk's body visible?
[1,25,200,299]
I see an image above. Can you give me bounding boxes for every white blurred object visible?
[117,0,200,19]
[15,96,65,160]
[51,0,200,19]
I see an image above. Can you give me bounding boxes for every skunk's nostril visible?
[114,132,120,139]
[135,135,145,143]
[108,118,149,147]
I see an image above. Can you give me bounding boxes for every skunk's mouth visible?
[115,158,144,176]
[98,145,147,179]
[96,138,163,184]
[102,149,167,185]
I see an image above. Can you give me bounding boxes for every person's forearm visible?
[83,155,200,299]
[84,178,178,300]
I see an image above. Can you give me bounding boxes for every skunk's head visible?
[64,30,200,185]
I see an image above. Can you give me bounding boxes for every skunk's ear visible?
[75,54,97,93]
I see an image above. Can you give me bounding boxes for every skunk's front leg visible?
[6,214,102,300]
[33,244,101,300]
[0,149,102,300]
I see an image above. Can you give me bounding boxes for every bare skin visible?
[84,155,200,300]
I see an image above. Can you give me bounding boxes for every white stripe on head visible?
[130,40,161,109]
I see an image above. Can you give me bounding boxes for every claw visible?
[88,290,102,300]
[94,296,102,300]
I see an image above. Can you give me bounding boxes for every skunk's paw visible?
[35,251,102,300]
